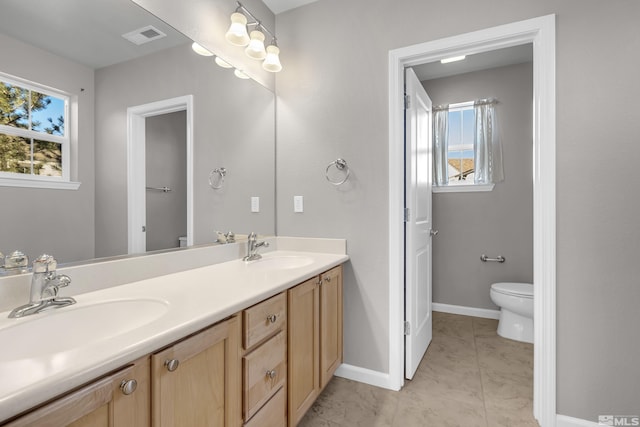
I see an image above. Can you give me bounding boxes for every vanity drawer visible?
[244,330,286,420]
[243,291,286,350]
[244,386,286,427]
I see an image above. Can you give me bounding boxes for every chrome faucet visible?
[243,232,269,262]
[8,254,76,318]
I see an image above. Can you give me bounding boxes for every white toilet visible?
[489,282,534,343]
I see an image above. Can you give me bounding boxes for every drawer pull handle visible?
[119,379,138,395]
[266,369,277,379]
[266,314,277,323]
[165,359,180,372]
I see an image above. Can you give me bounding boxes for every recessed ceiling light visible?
[440,55,466,64]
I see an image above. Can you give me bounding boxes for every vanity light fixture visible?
[225,1,282,72]
[440,55,466,64]
[245,29,267,59]
[191,42,213,56]
[225,12,250,46]
[262,44,282,72]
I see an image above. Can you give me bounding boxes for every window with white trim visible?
[0,72,70,184]
[446,101,475,184]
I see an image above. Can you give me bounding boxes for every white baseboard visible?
[334,364,399,391]
[433,302,500,319]
[556,414,600,427]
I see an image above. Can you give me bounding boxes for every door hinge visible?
[403,208,410,222]
[404,94,411,110]
[404,321,411,335]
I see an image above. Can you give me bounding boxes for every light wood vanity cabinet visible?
[4,264,344,427]
[151,315,241,427]
[288,265,343,427]
[241,292,287,427]
[5,357,150,427]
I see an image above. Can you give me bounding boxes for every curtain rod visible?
[433,98,499,112]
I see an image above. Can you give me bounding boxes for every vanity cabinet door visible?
[319,266,343,390]
[287,276,320,427]
[5,357,150,427]
[151,316,241,427]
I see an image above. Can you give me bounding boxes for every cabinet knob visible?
[119,379,138,395]
[164,359,180,372]
[324,276,331,283]
[266,314,277,323]
[266,369,277,379]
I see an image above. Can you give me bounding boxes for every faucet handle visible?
[5,251,29,270]
[33,254,57,273]
[40,274,71,300]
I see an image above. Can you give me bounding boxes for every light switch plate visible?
[294,195,304,213]
[251,197,260,213]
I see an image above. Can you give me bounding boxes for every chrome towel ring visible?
[325,158,350,186]
[209,167,227,189]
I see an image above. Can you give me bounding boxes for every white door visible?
[404,67,434,379]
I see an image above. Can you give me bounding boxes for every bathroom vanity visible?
[0,238,347,426]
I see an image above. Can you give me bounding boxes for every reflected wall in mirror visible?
[0,0,275,265]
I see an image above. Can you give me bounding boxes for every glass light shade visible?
[245,30,266,60]
[225,12,250,46]
[215,56,233,68]
[234,69,250,79]
[262,45,282,72]
[191,42,213,56]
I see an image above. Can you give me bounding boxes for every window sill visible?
[432,183,494,193]
[0,177,81,190]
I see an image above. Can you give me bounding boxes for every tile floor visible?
[298,311,539,427]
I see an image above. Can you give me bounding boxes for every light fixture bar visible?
[235,1,277,44]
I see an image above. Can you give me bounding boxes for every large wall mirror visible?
[0,0,275,266]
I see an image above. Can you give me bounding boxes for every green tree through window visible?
[0,77,67,177]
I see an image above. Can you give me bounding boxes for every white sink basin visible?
[249,255,314,271]
[0,298,169,361]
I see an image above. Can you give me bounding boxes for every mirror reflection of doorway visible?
[127,94,194,256]
[145,111,187,251]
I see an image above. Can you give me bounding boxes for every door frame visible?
[127,95,194,254]
[388,15,556,426]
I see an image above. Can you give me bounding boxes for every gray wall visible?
[0,33,95,263]
[422,63,533,310]
[94,42,275,258]
[275,0,640,420]
[145,111,187,252]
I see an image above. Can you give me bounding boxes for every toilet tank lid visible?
[491,282,533,297]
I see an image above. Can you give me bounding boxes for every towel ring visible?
[209,167,227,189]
[325,158,350,186]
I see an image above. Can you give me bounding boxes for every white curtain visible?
[433,108,449,186]
[474,101,504,184]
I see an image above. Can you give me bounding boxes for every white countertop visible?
[0,249,348,422]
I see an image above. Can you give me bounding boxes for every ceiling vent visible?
[122,25,167,46]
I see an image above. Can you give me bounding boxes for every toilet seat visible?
[491,282,533,298]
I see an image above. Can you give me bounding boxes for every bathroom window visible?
[433,99,503,193]
[0,72,76,189]
[446,103,475,183]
